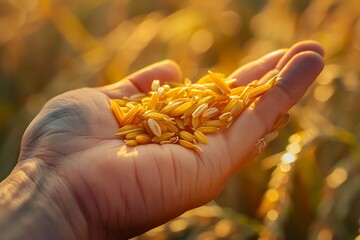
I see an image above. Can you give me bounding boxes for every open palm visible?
[19,41,324,239]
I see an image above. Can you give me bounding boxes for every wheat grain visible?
[202,107,219,118]
[230,100,244,118]
[208,71,231,94]
[182,103,201,118]
[222,97,239,113]
[126,131,146,140]
[117,125,144,136]
[112,70,278,152]
[145,112,172,121]
[147,118,162,137]
[170,101,193,116]
[219,112,232,121]
[247,84,272,99]
[204,120,228,127]
[179,131,196,142]
[110,100,124,124]
[179,139,203,152]
[125,139,139,146]
[194,130,208,144]
[135,134,152,144]
[174,118,185,130]
[152,132,175,143]
[151,80,160,91]
[192,103,209,118]
[165,121,179,133]
[196,126,218,133]
[272,113,290,131]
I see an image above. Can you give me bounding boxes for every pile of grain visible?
[110,71,277,151]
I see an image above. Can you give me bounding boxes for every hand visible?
[3,41,324,239]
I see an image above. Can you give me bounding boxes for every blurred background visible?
[0,0,359,239]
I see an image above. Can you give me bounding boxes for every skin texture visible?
[0,41,324,239]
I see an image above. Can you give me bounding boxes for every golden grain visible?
[152,132,175,143]
[230,100,244,118]
[113,99,128,107]
[160,100,184,114]
[165,121,179,133]
[266,74,278,86]
[110,100,124,124]
[118,124,143,132]
[111,70,276,151]
[196,126,218,133]
[222,97,239,113]
[143,121,155,137]
[162,84,171,90]
[145,112,172,121]
[213,93,229,101]
[192,103,209,118]
[135,134,152,144]
[194,130,208,144]
[125,102,137,108]
[117,125,144,136]
[225,78,237,86]
[195,74,213,84]
[179,131,196,142]
[170,101,193,116]
[179,139,203,152]
[157,120,168,132]
[230,86,246,96]
[208,71,231,94]
[219,112,232,121]
[164,88,180,98]
[174,118,185,129]
[182,102,201,118]
[204,119,228,127]
[125,139,139,146]
[202,107,219,118]
[147,118,162,137]
[169,136,179,144]
[247,84,272,99]
[147,93,158,110]
[272,113,290,131]
[183,77,192,86]
[182,116,192,127]
[151,79,160,91]
[202,84,223,94]
[198,95,215,105]
[174,87,188,99]
[192,116,201,128]
[122,104,142,126]
[156,87,164,99]
[126,131,146,140]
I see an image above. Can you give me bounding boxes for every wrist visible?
[0,158,88,239]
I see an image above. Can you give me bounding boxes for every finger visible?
[229,40,325,87]
[229,49,287,86]
[276,40,325,69]
[226,51,324,166]
[98,60,182,98]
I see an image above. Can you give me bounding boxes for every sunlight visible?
[281,153,297,164]
[326,167,348,189]
[117,145,139,158]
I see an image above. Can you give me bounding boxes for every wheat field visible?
[0,0,359,239]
